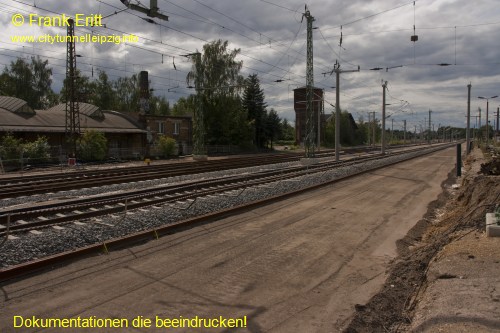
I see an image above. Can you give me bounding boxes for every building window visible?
[173,122,180,135]
[157,121,165,134]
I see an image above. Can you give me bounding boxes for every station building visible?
[0,96,192,158]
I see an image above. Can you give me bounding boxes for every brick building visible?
[294,87,325,146]
[0,96,145,158]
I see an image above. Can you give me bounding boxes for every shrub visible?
[23,136,50,163]
[0,133,23,162]
[78,130,107,161]
[157,136,177,158]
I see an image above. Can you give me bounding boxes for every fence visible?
[0,144,255,173]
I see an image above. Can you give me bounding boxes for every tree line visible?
[0,43,295,149]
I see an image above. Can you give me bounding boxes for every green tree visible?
[78,130,107,161]
[113,74,139,112]
[187,40,250,147]
[324,111,365,146]
[157,136,177,157]
[171,96,195,116]
[265,109,282,148]
[60,69,95,104]
[242,74,267,148]
[280,118,295,141]
[0,56,55,108]
[149,95,170,115]
[93,70,116,110]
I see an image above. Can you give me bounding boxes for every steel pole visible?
[466,84,471,154]
[486,100,490,145]
[381,81,387,154]
[335,70,340,161]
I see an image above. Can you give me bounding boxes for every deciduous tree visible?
[0,56,55,109]
[187,40,251,147]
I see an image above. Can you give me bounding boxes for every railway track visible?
[0,144,449,235]
[0,145,417,199]
[0,143,456,280]
[0,155,369,233]
[0,153,300,199]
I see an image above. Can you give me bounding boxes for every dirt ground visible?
[344,147,500,332]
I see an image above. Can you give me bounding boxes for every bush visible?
[0,133,22,162]
[23,136,50,163]
[78,130,107,161]
[157,136,177,158]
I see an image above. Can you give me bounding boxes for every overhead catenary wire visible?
[1,0,312,89]
[1,0,498,129]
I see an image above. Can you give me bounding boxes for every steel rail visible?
[0,144,450,233]
[0,143,456,282]
[0,153,380,232]
[0,155,298,199]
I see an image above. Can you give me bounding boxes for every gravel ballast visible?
[0,145,452,268]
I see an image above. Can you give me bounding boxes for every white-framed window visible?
[173,122,180,135]
[157,121,165,134]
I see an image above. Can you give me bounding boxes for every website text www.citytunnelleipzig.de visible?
[10,33,139,45]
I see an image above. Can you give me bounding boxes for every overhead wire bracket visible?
[120,0,168,21]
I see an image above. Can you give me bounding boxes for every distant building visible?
[137,114,193,155]
[294,87,325,146]
[0,96,194,158]
[0,96,145,158]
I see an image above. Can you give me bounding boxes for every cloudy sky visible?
[1,0,500,132]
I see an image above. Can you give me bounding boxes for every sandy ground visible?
[0,148,456,332]
[407,148,500,332]
[344,147,500,332]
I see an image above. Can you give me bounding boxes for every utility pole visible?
[496,107,500,135]
[403,120,406,144]
[65,19,80,159]
[466,84,471,154]
[478,107,482,136]
[326,63,360,161]
[372,111,376,148]
[486,100,490,145]
[414,125,417,144]
[303,6,315,158]
[316,95,323,150]
[367,112,371,146]
[428,109,432,144]
[391,118,394,144]
[381,81,387,154]
[478,95,498,144]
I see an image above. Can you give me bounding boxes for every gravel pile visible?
[0,145,450,268]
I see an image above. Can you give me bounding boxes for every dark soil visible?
[343,159,500,332]
[481,157,500,175]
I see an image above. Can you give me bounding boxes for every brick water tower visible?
[294,87,324,146]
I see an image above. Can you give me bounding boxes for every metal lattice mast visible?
[65,18,80,156]
[303,6,315,158]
